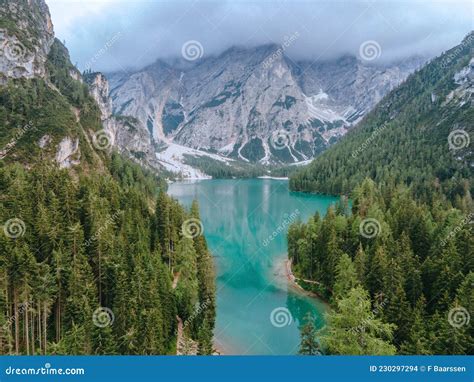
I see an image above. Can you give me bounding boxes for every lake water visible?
[168,178,338,355]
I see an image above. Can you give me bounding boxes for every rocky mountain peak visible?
[0,0,55,81]
[108,45,423,166]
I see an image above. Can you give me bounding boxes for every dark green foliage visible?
[0,78,79,163]
[182,154,302,179]
[47,39,99,112]
[0,161,215,355]
[289,35,473,355]
[290,34,474,200]
[289,178,473,354]
[161,100,184,135]
[240,138,265,162]
[273,95,296,110]
[0,2,216,355]
[182,154,265,178]
[298,312,321,355]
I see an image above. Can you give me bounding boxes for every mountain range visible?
[106,45,424,174]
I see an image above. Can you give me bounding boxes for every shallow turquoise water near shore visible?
[168,179,339,355]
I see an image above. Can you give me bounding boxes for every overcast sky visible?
[46,0,473,73]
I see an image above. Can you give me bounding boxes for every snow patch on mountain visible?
[156,143,233,179]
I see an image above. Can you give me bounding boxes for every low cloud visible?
[47,0,473,73]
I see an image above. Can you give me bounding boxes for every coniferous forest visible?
[290,34,473,355]
[0,155,216,355]
[0,2,215,354]
[0,0,473,361]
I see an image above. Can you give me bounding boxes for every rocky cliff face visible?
[0,0,160,172]
[109,45,424,164]
[84,71,163,171]
[0,0,54,81]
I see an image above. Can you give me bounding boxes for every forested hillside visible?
[290,33,473,355]
[0,0,215,355]
[290,32,473,202]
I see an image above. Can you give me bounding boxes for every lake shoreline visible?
[169,179,337,354]
[282,257,331,306]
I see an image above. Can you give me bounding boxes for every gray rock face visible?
[445,57,474,106]
[109,45,424,163]
[0,0,54,81]
[55,137,80,169]
[84,72,163,171]
[86,72,113,119]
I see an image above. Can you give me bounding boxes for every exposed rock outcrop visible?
[108,45,424,164]
[0,0,54,81]
[84,71,164,171]
[55,137,80,168]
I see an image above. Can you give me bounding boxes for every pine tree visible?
[333,253,359,300]
[298,312,321,355]
[319,286,396,355]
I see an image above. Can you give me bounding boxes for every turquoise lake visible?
[168,178,339,355]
